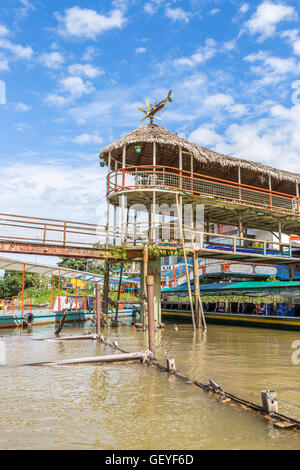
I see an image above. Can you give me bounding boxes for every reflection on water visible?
[0,322,300,449]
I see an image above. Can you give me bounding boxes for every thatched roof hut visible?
[100,124,300,195]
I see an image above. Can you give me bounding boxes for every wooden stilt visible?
[21,264,25,316]
[147,274,156,358]
[193,252,201,329]
[175,194,196,330]
[114,263,123,323]
[55,310,67,336]
[103,260,109,321]
[96,283,102,335]
[142,246,148,330]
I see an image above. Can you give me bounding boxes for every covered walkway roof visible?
[162,280,300,297]
[0,255,105,283]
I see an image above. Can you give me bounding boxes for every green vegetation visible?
[169,294,294,306]
[0,271,48,300]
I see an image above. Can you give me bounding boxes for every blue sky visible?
[1,0,300,225]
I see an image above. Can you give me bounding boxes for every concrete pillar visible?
[148,256,161,324]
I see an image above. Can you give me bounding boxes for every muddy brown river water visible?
[0,321,300,449]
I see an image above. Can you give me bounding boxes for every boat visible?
[161,300,300,331]
[161,280,300,331]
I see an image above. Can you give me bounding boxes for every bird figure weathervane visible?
[138,89,173,124]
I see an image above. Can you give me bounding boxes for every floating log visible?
[22,351,147,367]
[55,310,67,336]
[34,334,98,341]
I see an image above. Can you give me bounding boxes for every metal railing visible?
[0,212,298,260]
[107,165,299,216]
[0,213,121,248]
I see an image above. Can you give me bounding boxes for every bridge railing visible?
[0,212,298,260]
[0,213,121,248]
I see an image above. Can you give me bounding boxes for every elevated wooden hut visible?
[100,124,300,241]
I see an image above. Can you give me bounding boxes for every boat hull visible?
[162,310,300,331]
[0,311,94,329]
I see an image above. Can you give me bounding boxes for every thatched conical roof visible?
[99,124,300,192]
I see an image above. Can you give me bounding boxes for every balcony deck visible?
[107,165,300,235]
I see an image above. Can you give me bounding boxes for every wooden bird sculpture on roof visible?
[138,90,173,124]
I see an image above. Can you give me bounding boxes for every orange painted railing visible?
[107,165,299,216]
[2,296,32,315]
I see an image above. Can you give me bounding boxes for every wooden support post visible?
[21,264,25,316]
[84,273,87,311]
[141,247,148,330]
[261,390,278,414]
[166,358,176,373]
[96,283,102,335]
[133,209,137,244]
[103,260,109,319]
[175,194,196,330]
[278,220,283,254]
[239,212,243,247]
[52,275,54,312]
[147,274,156,358]
[58,270,61,312]
[75,279,78,312]
[114,263,124,323]
[193,252,201,329]
[55,310,67,336]
[113,161,118,246]
[148,257,161,323]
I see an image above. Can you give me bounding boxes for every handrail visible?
[107,165,299,217]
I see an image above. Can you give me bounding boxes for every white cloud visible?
[82,46,99,61]
[14,122,32,132]
[68,63,104,78]
[189,126,223,147]
[57,6,126,39]
[0,162,106,222]
[17,0,35,18]
[0,25,9,36]
[61,76,94,98]
[282,29,300,56]
[14,102,31,111]
[165,7,190,23]
[40,51,65,69]
[0,59,9,71]
[0,38,33,59]
[245,1,296,40]
[174,39,217,67]
[135,47,147,54]
[73,133,103,145]
[245,51,300,85]
[204,93,247,116]
[240,3,249,14]
[44,94,71,106]
[144,0,164,15]
[188,102,300,174]
[210,8,220,15]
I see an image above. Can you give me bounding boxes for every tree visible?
[0,271,48,299]
[58,258,104,275]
